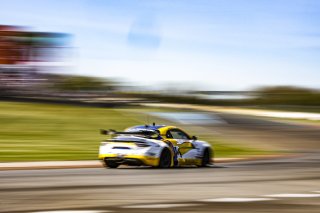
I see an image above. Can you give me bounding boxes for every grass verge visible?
[0,101,273,162]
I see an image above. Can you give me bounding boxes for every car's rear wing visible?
[100,129,161,138]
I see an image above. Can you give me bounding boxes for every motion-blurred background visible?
[1,1,320,212]
[1,0,320,162]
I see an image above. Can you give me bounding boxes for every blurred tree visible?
[54,75,116,92]
[256,86,313,95]
[253,86,320,106]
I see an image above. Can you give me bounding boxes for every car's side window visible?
[166,131,173,138]
[168,129,190,140]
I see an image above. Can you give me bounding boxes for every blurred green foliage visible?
[253,86,320,106]
[127,86,320,107]
[53,75,116,91]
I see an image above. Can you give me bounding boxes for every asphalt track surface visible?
[1,113,320,213]
[212,113,320,151]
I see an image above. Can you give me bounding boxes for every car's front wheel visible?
[158,148,171,168]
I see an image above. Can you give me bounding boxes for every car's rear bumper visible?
[99,154,159,167]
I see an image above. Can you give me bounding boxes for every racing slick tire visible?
[200,148,211,167]
[104,159,120,168]
[158,148,172,168]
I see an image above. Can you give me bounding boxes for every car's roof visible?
[125,125,182,136]
[125,124,167,131]
[124,124,191,139]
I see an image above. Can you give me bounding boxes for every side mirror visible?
[100,129,116,135]
[100,129,108,135]
[192,136,198,141]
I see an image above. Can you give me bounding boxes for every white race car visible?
[99,124,213,168]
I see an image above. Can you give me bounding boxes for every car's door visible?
[165,128,197,164]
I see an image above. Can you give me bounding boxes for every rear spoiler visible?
[100,129,160,137]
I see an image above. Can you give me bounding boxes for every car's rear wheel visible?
[104,159,119,168]
[200,148,211,167]
[158,148,171,168]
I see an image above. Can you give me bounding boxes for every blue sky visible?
[1,0,320,90]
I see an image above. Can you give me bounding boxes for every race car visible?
[99,124,213,168]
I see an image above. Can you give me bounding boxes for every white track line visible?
[122,203,201,209]
[32,211,108,213]
[200,198,275,202]
[265,194,320,198]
